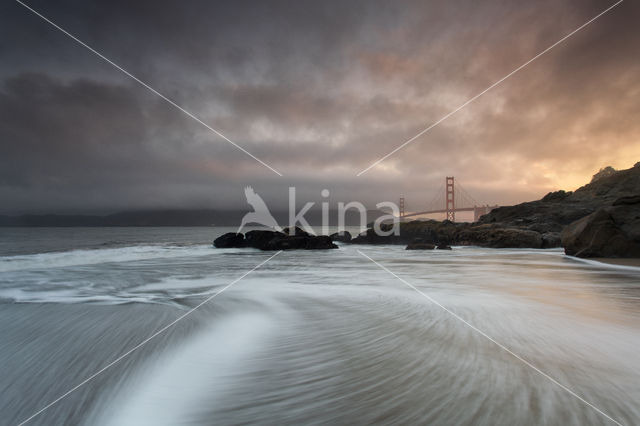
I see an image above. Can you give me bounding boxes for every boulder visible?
[330,231,352,243]
[561,197,640,258]
[267,235,309,250]
[436,243,452,250]
[245,230,285,250]
[282,226,311,237]
[353,220,546,249]
[406,242,435,250]
[541,232,561,248]
[305,235,338,250]
[484,228,543,249]
[213,229,337,251]
[350,227,404,245]
[458,225,543,248]
[213,232,245,248]
[267,234,337,250]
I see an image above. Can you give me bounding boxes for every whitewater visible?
[1,227,639,425]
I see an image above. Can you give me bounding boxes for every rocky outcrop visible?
[281,226,310,236]
[213,230,337,250]
[479,162,640,235]
[212,232,245,248]
[561,196,640,258]
[541,232,561,249]
[350,225,405,245]
[330,231,352,243]
[349,163,640,254]
[245,230,283,249]
[351,220,547,249]
[303,235,337,250]
[457,225,543,248]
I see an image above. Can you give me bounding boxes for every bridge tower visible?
[399,196,405,218]
[445,176,455,222]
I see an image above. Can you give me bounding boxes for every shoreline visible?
[590,257,640,267]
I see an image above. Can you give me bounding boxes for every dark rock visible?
[542,190,571,202]
[214,229,337,251]
[282,226,311,237]
[457,225,543,248]
[399,220,461,245]
[350,227,404,245]
[406,242,435,250]
[561,198,640,258]
[590,166,617,183]
[305,235,338,250]
[329,231,352,243]
[613,195,640,206]
[267,235,309,250]
[479,164,640,234]
[541,232,561,248]
[352,219,545,249]
[213,232,245,248]
[436,244,452,250]
[267,234,337,250]
[245,230,285,250]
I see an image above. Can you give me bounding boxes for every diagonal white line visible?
[356,0,624,176]
[356,249,623,426]
[15,0,283,177]
[17,250,283,426]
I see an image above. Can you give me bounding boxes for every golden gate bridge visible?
[399,176,499,222]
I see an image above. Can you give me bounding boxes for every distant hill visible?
[0,208,387,227]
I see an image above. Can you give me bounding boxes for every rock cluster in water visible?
[214,227,338,251]
[351,221,549,249]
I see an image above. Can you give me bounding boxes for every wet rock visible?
[245,230,285,250]
[213,232,245,248]
[267,235,309,250]
[436,243,452,250]
[304,235,338,250]
[541,232,561,248]
[282,226,311,237]
[561,197,640,258]
[267,234,337,250]
[406,241,435,250]
[457,225,543,248]
[330,231,352,243]
[350,227,404,245]
[214,229,337,251]
[482,228,543,249]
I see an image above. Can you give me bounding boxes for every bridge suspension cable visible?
[400,176,497,222]
[455,181,480,208]
[425,185,445,213]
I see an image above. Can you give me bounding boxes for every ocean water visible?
[1,227,639,425]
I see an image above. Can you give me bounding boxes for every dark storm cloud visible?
[0,0,638,213]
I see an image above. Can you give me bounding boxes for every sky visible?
[0,0,638,214]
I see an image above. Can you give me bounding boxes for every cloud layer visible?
[1,0,638,214]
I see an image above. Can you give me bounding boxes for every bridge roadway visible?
[402,207,477,218]
[402,205,497,222]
